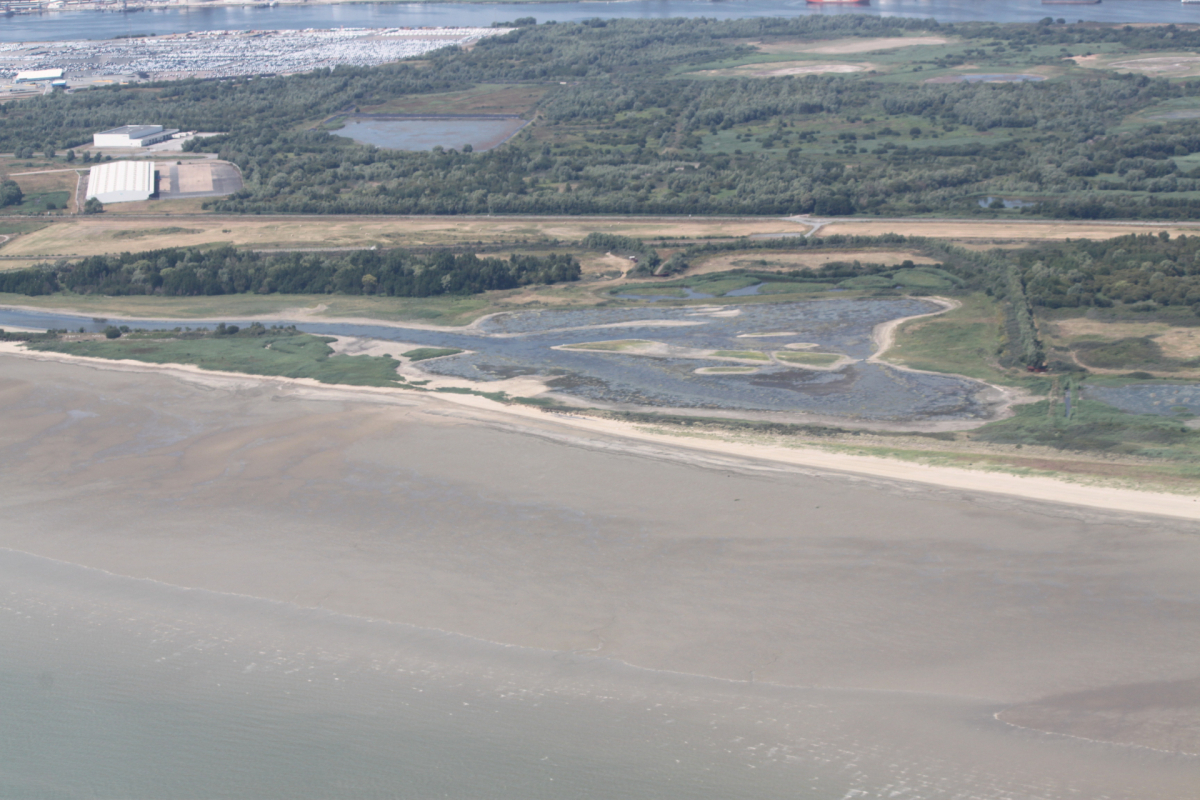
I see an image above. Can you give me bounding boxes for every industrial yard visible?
[0,26,501,84]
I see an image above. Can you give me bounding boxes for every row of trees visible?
[0,245,580,297]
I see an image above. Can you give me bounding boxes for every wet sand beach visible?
[1,353,1198,797]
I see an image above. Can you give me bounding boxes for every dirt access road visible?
[3,214,1196,268]
[798,216,1200,241]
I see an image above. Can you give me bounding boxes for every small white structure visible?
[86,160,155,204]
[15,69,64,83]
[93,125,179,149]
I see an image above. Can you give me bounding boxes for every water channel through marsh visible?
[1,298,998,423]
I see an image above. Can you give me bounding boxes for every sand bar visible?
[3,341,1196,520]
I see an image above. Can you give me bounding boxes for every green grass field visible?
[972,396,1200,465]
[775,351,842,366]
[887,293,1042,387]
[30,331,409,388]
[402,347,464,361]
[562,339,653,352]
[0,220,49,236]
[713,349,770,361]
[2,190,70,216]
[0,291,495,326]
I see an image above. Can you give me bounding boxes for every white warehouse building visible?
[93,125,179,148]
[86,160,155,204]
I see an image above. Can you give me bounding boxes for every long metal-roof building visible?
[93,125,179,148]
[86,161,155,204]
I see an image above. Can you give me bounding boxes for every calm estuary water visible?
[0,299,995,421]
[4,0,1200,42]
[0,548,829,799]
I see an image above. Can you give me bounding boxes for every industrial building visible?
[85,160,155,204]
[15,68,63,83]
[93,125,179,148]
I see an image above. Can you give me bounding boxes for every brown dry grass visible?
[102,197,213,216]
[1049,317,1200,361]
[0,259,45,272]
[363,84,551,116]
[577,252,636,276]
[11,171,78,196]
[685,249,936,276]
[749,36,951,56]
[818,220,1197,241]
[953,241,1029,251]
[1,216,810,259]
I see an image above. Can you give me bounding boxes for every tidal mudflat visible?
[1,355,1198,798]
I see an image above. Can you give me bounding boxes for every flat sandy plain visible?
[5,215,1200,267]
[0,215,812,263]
[1,351,1198,797]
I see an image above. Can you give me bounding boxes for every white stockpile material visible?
[15,68,64,82]
[0,28,503,82]
[86,160,154,204]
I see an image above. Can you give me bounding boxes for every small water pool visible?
[1083,384,1200,416]
[977,197,1038,209]
[334,116,528,152]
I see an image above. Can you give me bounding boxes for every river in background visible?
[4,0,1200,42]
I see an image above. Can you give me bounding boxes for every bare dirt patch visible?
[699,61,868,78]
[156,160,243,199]
[755,36,950,55]
[1109,55,1200,77]
[576,251,638,277]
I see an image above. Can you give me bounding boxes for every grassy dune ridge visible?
[29,329,410,388]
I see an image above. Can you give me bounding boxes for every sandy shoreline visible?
[3,346,1200,795]
[3,339,1196,520]
[0,301,507,333]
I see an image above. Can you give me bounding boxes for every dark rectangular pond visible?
[334,116,528,152]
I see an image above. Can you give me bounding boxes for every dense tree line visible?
[1005,232,1200,312]
[0,245,579,297]
[4,17,1200,218]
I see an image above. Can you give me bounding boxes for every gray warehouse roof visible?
[96,125,165,140]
